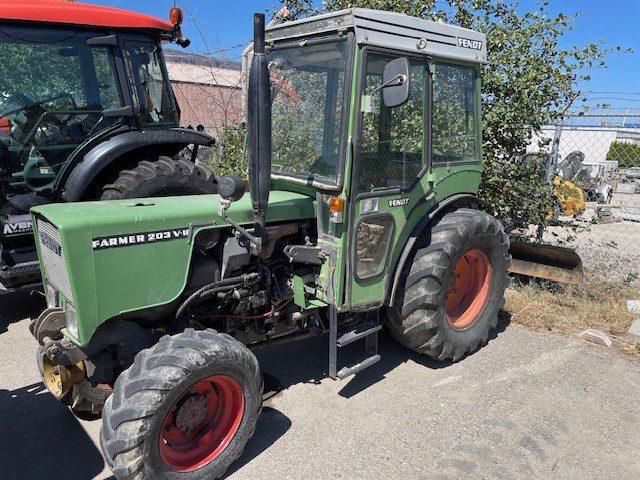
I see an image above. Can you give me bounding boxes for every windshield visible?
[269,38,349,186]
[0,26,123,197]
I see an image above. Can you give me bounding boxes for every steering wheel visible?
[3,93,39,116]
[5,92,77,118]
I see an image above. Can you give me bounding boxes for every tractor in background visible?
[0,1,216,291]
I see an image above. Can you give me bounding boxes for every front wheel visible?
[100,329,262,480]
[386,209,510,362]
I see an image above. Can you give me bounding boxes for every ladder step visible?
[336,354,381,379]
[336,322,382,348]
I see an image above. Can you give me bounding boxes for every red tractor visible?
[0,1,216,292]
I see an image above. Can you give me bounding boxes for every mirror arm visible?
[219,208,263,251]
[368,74,407,96]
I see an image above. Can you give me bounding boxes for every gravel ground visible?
[536,192,640,283]
[1,289,640,480]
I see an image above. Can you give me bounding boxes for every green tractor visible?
[31,10,510,480]
[0,2,215,290]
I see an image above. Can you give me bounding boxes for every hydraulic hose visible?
[176,272,261,320]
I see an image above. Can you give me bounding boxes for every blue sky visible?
[90,1,640,107]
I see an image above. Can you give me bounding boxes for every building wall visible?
[172,81,243,135]
[164,52,244,136]
[530,126,640,163]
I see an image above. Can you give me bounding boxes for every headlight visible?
[65,304,79,339]
[45,284,59,309]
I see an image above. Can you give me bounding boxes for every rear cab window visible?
[432,63,480,164]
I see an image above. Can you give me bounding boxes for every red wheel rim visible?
[444,249,492,331]
[159,375,244,473]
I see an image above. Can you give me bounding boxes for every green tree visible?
[276,0,620,225]
[607,141,640,168]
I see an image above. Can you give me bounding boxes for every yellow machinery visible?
[552,177,586,218]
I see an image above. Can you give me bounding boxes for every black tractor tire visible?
[36,345,112,416]
[386,209,510,362]
[68,380,113,416]
[100,329,262,480]
[100,156,216,201]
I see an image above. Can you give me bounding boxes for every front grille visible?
[36,218,74,304]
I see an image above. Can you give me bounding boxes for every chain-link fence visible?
[526,109,640,284]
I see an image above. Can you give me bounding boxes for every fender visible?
[387,194,486,307]
[59,128,215,202]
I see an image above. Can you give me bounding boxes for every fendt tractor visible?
[0,1,215,290]
[31,10,512,479]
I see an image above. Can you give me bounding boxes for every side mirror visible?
[382,57,410,108]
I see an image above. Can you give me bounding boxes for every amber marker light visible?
[329,197,345,224]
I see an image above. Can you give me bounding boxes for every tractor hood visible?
[31,191,315,346]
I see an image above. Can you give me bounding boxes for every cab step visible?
[337,322,382,347]
[329,308,381,380]
[336,354,381,379]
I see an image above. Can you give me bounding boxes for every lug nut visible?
[47,344,61,356]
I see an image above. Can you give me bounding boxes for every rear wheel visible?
[100,156,216,200]
[100,329,262,480]
[386,209,510,362]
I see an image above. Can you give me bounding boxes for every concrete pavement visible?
[1,288,639,480]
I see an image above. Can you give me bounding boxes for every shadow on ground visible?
[221,407,292,479]
[0,382,106,480]
[254,311,511,400]
[0,287,45,334]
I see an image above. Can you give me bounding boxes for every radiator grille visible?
[36,218,74,304]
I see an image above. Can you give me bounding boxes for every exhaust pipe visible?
[247,13,272,252]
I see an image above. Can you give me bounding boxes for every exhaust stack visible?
[247,13,272,251]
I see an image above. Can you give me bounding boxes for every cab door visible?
[345,49,431,310]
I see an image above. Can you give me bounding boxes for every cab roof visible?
[0,0,174,32]
[266,8,488,65]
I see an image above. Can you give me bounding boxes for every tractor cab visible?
[0,2,180,205]
[0,27,176,194]
[257,10,486,314]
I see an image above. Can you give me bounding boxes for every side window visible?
[124,42,176,125]
[432,63,479,164]
[357,53,425,195]
[92,48,122,109]
[0,27,125,178]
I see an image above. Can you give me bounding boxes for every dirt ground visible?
[540,191,640,283]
